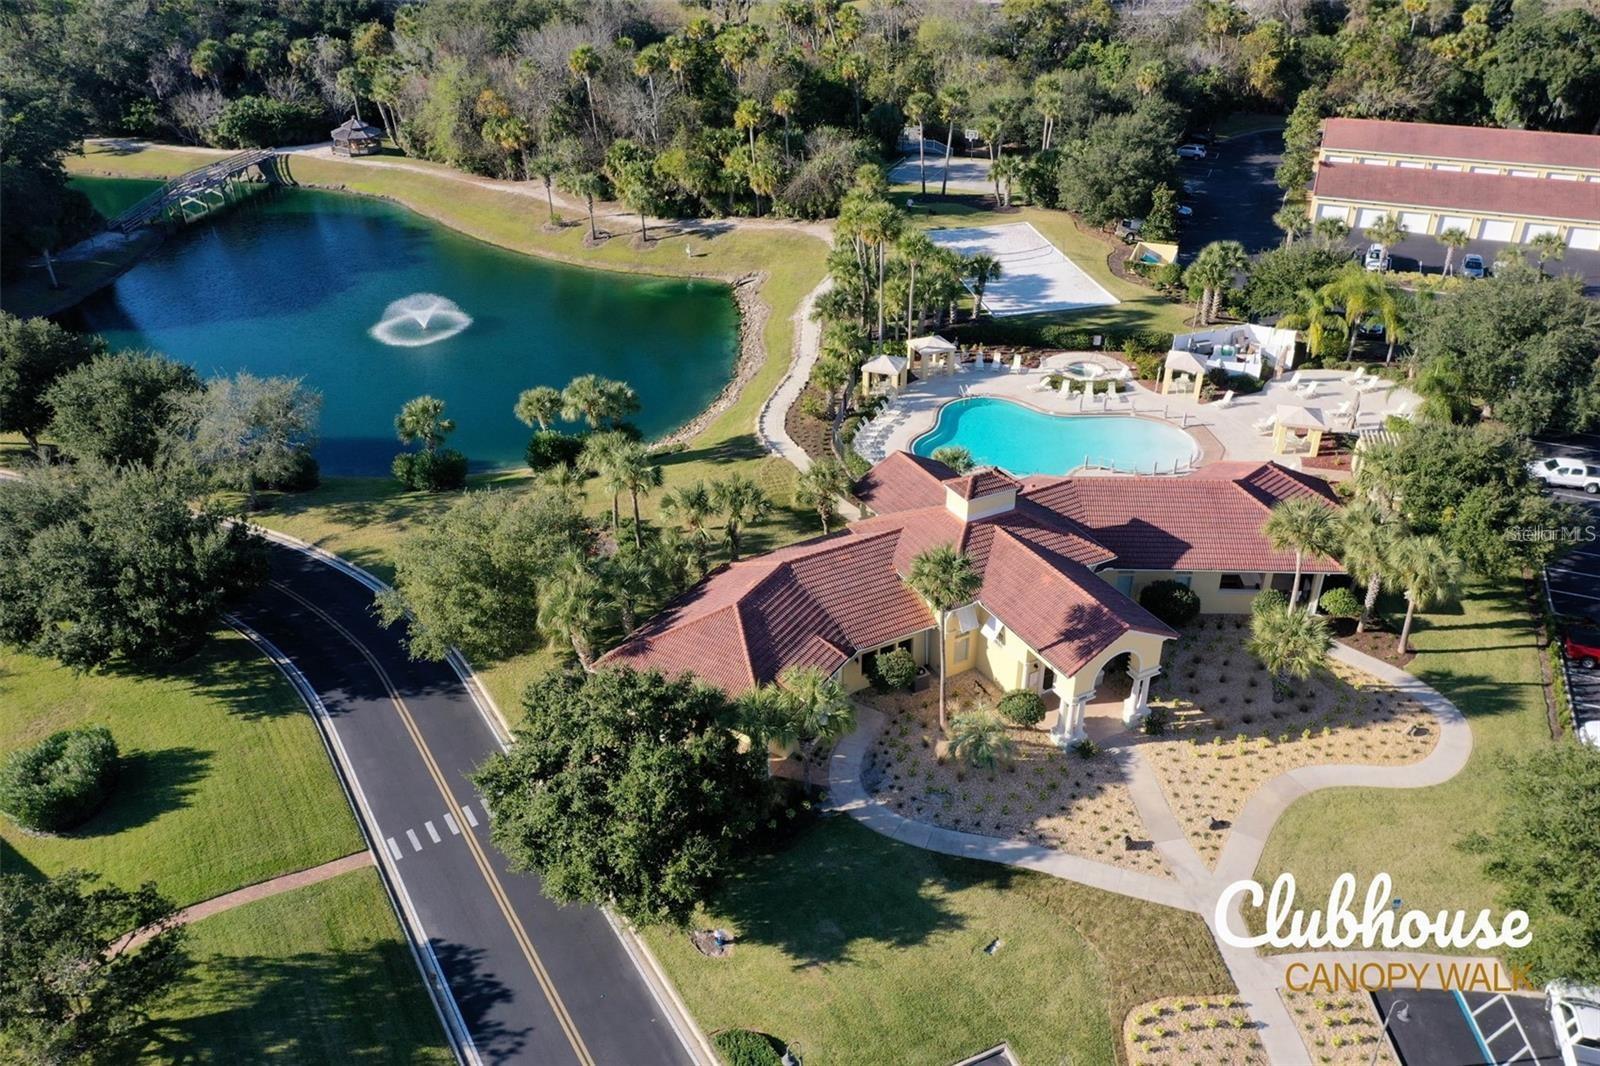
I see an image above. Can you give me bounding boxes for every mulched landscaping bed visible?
[784,383,838,466]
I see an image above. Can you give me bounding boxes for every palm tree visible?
[540,553,609,670]
[931,445,974,473]
[579,430,630,529]
[793,458,850,534]
[661,480,715,575]
[1364,213,1407,261]
[733,98,764,166]
[949,711,1016,769]
[1264,497,1336,610]
[395,396,454,454]
[513,385,563,430]
[905,544,981,733]
[859,201,904,340]
[568,45,602,139]
[1436,226,1469,276]
[1273,202,1309,246]
[899,231,936,336]
[1530,231,1566,273]
[1032,71,1063,150]
[1248,601,1332,701]
[772,88,800,164]
[810,354,851,421]
[778,665,855,769]
[1313,217,1350,247]
[1294,284,1350,361]
[613,441,664,550]
[562,168,604,241]
[965,254,1001,318]
[1390,535,1462,655]
[905,90,933,194]
[734,683,802,753]
[537,462,588,507]
[604,544,660,633]
[992,154,1024,208]
[1184,241,1246,325]
[1337,502,1398,633]
[561,374,636,429]
[937,85,968,197]
[633,44,666,144]
[711,474,771,561]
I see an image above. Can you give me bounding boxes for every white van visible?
[1549,983,1600,1066]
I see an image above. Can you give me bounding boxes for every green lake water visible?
[66,179,738,475]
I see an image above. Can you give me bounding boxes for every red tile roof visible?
[943,468,1021,500]
[600,456,1342,694]
[1311,162,1600,223]
[1020,461,1343,573]
[1321,118,1599,170]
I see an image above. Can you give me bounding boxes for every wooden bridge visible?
[110,149,287,233]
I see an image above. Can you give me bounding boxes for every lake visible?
[66,179,739,475]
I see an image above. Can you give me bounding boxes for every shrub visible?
[211,95,328,148]
[1205,367,1264,395]
[1130,350,1165,381]
[798,391,828,420]
[525,429,584,471]
[262,447,320,492]
[870,648,918,692]
[0,727,119,833]
[1318,586,1362,619]
[1140,579,1202,628]
[949,711,1017,769]
[844,450,871,479]
[1068,737,1099,759]
[713,1029,785,1066]
[1142,704,1171,735]
[1252,588,1289,618]
[997,689,1047,727]
[392,448,468,491]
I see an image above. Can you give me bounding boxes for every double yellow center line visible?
[269,581,595,1066]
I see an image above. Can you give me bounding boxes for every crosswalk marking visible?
[406,828,423,852]
[386,836,402,860]
[444,812,460,835]
[425,820,441,843]
[461,803,479,827]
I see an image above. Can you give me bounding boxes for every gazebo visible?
[906,334,958,375]
[331,116,383,157]
[860,353,909,395]
[1272,404,1328,456]
[1161,349,1208,397]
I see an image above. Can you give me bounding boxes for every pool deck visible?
[851,357,1421,477]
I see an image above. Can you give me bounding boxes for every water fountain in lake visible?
[368,293,473,347]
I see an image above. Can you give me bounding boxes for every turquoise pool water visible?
[912,397,1199,476]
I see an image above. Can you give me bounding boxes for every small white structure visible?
[1272,404,1328,456]
[906,334,958,376]
[860,353,909,395]
[1169,324,1300,380]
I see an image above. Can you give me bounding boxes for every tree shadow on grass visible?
[137,936,496,1063]
[106,634,305,722]
[713,818,1015,968]
[66,747,211,839]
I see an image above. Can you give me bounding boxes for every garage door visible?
[1356,208,1387,228]
[1316,203,1348,222]
[1479,219,1515,242]
[1525,223,1559,241]
[1570,227,1600,251]
[1399,212,1429,233]
[1437,215,1471,234]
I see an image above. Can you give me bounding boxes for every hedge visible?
[998,689,1047,727]
[1139,579,1202,628]
[958,320,1174,355]
[392,448,468,491]
[0,726,119,833]
[713,1029,785,1066]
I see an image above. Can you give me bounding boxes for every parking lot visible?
[1375,989,1563,1066]
[1377,235,1600,296]
[1175,129,1285,264]
[1530,431,1600,739]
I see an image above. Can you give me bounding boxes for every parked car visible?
[1114,218,1144,243]
[1363,243,1390,272]
[1548,983,1600,1066]
[1177,144,1208,159]
[1565,629,1600,669]
[1461,253,1487,278]
[1529,456,1600,494]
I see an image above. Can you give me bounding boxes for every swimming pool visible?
[912,397,1199,476]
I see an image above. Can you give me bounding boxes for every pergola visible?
[1160,349,1208,397]
[1272,404,1328,456]
[860,353,909,395]
[331,116,383,157]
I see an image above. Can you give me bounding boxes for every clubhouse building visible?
[1307,118,1600,251]
[601,453,1342,744]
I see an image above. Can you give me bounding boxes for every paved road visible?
[1176,129,1285,264]
[232,540,697,1066]
[1529,431,1600,737]
[1364,235,1600,295]
[1375,988,1562,1065]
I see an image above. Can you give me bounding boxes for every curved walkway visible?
[828,640,1473,1063]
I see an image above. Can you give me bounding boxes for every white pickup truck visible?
[1530,456,1600,494]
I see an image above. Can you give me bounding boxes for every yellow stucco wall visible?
[1099,569,1287,615]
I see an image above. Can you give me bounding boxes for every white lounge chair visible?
[1332,399,1354,419]
[1029,377,1055,392]
[1216,389,1236,408]
[1301,381,1321,399]
[1391,399,1417,418]
[1355,375,1388,393]
[1253,415,1276,433]
[1349,367,1372,385]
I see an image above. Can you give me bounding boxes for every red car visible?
[1565,630,1600,669]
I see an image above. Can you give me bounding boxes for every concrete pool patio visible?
[851,358,1424,475]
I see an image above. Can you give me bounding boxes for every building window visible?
[955,635,971,663]
[1114,574,1134,595]
[1220,573,1262,590]
[1171,573,1192,588]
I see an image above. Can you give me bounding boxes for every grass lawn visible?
[1250,581,1552,939]
[0,631,362,907]
[884,191,1192,338]
[133,867,452,1063]
[645,817,1233,1066]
